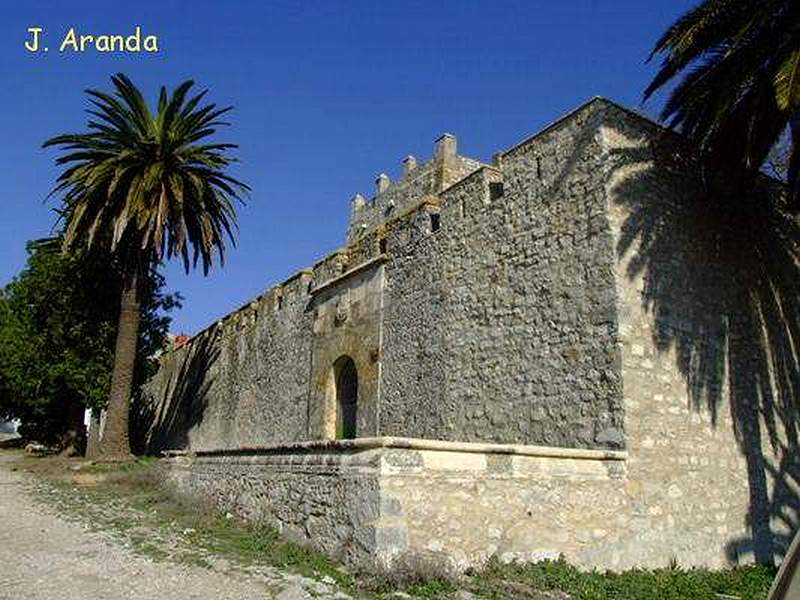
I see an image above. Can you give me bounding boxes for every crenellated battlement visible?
[347,133,486,243]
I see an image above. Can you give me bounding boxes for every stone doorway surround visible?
[307,257,386,440]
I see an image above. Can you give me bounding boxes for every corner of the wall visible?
[589,104,630,452]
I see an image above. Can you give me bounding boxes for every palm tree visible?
[644,0,800,210]
[44,73,249,460]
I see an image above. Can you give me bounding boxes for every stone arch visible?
[329,355,358,440]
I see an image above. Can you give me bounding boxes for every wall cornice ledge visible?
[309,255,389,296]
[164,436,627,461]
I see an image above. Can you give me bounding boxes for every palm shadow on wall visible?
[131,333,220,454]
[608,128,800,566]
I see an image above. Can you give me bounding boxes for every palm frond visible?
[645,0,800,209]
[775,47,800,112]
[43,73,249,272]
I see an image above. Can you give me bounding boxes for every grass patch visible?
[405,579,459,599]
[469,557,776,600]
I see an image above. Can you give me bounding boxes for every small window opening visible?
[430,213,441,232]
[276,294,284,310]
[489,182,504,200]
[379,237,387,254]
[535,156,542,179]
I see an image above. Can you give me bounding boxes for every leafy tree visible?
[644,0,800,209]
[43,74,248,460]
[0,239,179,447]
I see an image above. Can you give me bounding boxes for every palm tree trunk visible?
[99,263,142,461]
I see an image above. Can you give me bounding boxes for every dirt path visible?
[0,454,337,600]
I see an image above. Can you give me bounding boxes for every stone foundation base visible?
[163,437,635,571]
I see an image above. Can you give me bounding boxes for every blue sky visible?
[1,0,694,334]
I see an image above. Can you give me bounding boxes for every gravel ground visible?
[0,454,346,600]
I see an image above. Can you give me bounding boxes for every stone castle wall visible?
[347,134,485,243]
[140,98,798,571]
[140,100,628,452]
[378,104,623,447]
[163,439,628,571]
[599,103,799,567]
[139,269,313,452]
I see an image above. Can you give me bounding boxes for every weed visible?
[469,556,776,600]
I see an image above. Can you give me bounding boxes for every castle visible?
[140,98,799,572]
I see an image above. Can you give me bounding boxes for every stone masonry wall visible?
[163,440,629,571]
[141,97,798,571]
[307,261,385,439]
[138,232,387,452]
[138,271,314,452]
[347,134,484,243]
[141,100,627,453]
[164,448,385,566]
[379,101,625,448]
[599,101,799,566]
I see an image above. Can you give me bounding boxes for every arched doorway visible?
[334,356,358,439]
